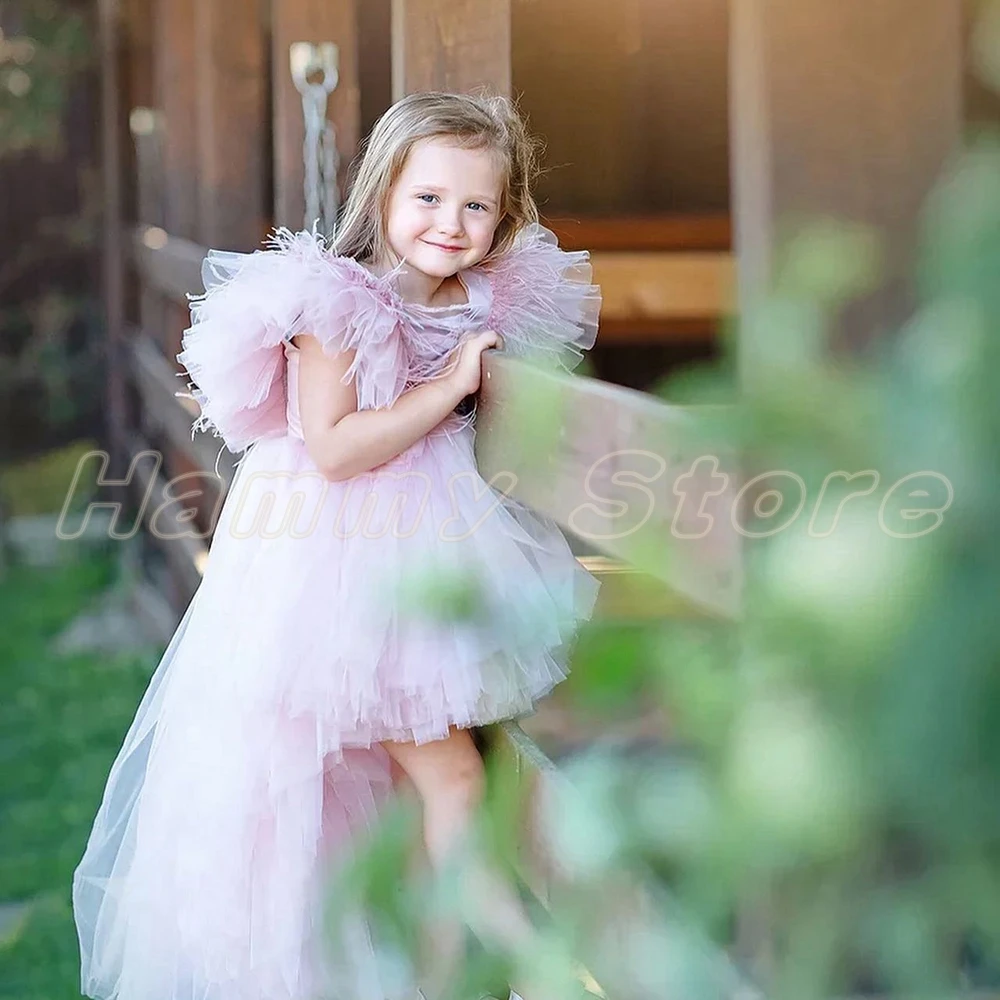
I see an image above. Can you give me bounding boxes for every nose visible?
[436,205,465,237]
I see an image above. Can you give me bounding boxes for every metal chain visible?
[290,43,340,235]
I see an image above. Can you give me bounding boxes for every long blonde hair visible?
[331,91,542,266]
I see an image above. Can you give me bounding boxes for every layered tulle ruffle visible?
[175,224,601,455]
[483,223,601,371]
[177,230,415,454]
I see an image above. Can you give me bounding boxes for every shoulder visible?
[467,223,601,367]
[200,228,388,300]
[473,223,598,312]
[473,224,595,296]
[179,228,410,452]
[195,228,403,343]
[255,228,387,293]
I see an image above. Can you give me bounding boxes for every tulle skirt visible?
[72,420,600,1000]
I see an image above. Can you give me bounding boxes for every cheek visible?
[471,216,500,244]
[387,202,424,239]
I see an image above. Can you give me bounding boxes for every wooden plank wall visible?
[194,0,267,248]
[272,1,361,229]
[730,0,964,357]
[104,0,272,613]
[392,0,512,98]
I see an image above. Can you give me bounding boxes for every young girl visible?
[73,91,601,1000]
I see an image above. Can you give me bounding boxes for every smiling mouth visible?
[423,241,467,252]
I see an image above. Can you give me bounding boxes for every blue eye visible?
[417,194,437,204]
[468,202,486,212]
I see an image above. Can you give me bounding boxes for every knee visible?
[425,755,485,814]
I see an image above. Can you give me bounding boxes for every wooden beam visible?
[272,0,362,230]
[730,0,963,355]
[358,0,392,138]
[728,8,962,985]
[475,356,741,620]
[130,107,168,371]
[545,214,732,253]
[99,0,128,511]
[151,0,198,361]
[391,0,511,98]
[126,431,207,598]
[153,0,198,240]
[593,251,734,322]
[131,226,205,302]
[128,329,236,483]
[194,0,267,248]
[122,0,156,218]
[595,317,718,346]
[131,110,165,233]
[579,556,717,621]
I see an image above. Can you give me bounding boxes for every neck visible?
[371,255,461,308]
[394,265,448,308]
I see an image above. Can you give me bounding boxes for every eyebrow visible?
[409,184,497,205]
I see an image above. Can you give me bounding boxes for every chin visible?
[415,241,486,273]
[411,252,466,278]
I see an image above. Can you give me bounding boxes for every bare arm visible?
[292,330,498,481]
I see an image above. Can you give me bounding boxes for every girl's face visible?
[384,138,504,280]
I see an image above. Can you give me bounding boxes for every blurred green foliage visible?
[0,2,100,459]
[0,0,90,158]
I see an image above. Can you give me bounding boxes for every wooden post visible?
[153,0,198,243]
[151,0,198,366]
[391,0,511,98]
[195,0,267,248]
[122,0,167,411]
[122,0,156,214]
[271,0,361,230]
[730,0,964,355]
[99,0,128,502]
[728,4,964,987]
[358,0,392,140]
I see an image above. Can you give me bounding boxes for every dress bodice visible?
[282,267,492,442]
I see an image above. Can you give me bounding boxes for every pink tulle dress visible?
[72,224,602,1000]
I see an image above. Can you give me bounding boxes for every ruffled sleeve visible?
[481,223,601,372]
[175,228,407,455]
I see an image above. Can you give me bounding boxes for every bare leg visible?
[380,725,546,1000]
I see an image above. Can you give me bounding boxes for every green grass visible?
[0,552,156,997]
[0,440,101,518]
[0,894,84,1000]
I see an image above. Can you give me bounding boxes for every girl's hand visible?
[442,330,503,398]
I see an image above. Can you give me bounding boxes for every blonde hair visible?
[331,91,542,266]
